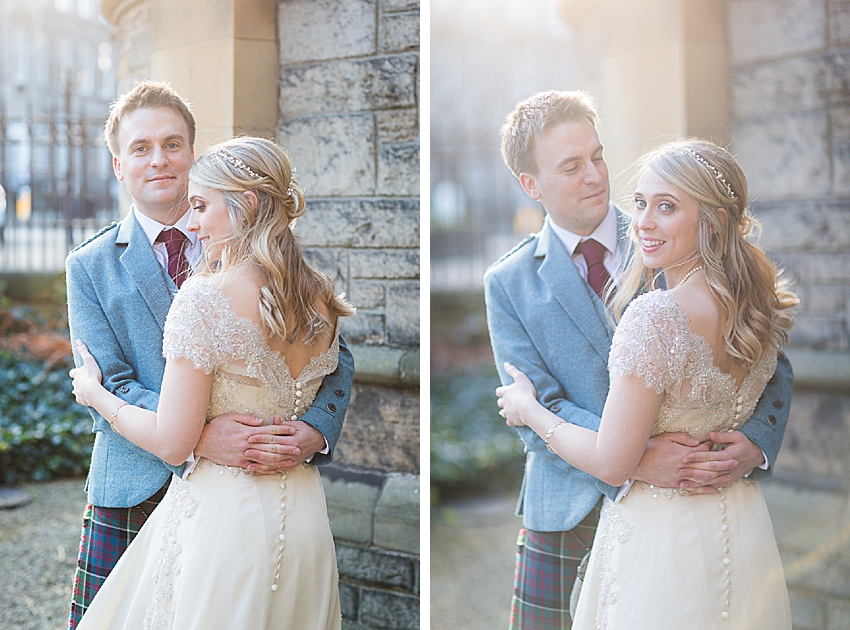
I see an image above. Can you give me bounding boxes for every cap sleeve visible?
[608,291,689,394]
[162,278,229,374]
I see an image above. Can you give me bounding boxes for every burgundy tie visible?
[578,238,612,299]
[156,228,190,289]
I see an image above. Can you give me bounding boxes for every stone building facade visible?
[100,1,420,628]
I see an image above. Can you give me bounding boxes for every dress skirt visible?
[77,459,341,630]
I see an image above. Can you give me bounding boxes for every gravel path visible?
[0,478,87,630]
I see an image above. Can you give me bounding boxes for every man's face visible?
[113,107,194,224]
[519,119,610,236]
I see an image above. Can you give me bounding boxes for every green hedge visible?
[0,351,92,485]
[430,364,525,500]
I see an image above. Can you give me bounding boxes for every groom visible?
[65,81,355,628]
[484,90,793,629]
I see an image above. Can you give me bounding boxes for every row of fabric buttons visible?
[720,491,731,619]
[272,470,288,592]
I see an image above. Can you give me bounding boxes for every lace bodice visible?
[608,290,777,440]
[162,277,339,423]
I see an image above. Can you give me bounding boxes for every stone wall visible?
[728,1,850,627]
[277,1,420,627]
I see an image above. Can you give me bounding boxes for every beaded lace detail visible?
[608,290,777,441]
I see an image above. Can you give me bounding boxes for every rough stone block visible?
[350,280,386,310]
[732,113,829,201]
[788,589,827,630]
[756,202,850,253]
[777,390,850,481]
[335,384,420,473]
[279,0,376,65]
[378,11,420,53]
[832,3,850,48]
[832,107,850,194]
[377,110,419,144]
[826,52,850,108]
[386,281,419,347]
[341,312,385,345]
[280,55,418,118]
[279,115,376,196]
[336,542,417,590]
[806,253,850,283]
[349,249,420,279]
[302,248,349,290]
[789,316,848,351]
[320,467,383,543]
[374,474,420,553]
[295,199,420,248]
[377,143,420,196]
[381,0,419,11]
[806,284,847,313]
[342,620,372,630]
[731,56,827,120]
[727,0,825,64]
[339,581,360,621]
[828,600,850,630]
[359,588,420,630]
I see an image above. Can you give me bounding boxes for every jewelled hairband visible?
[675,147,736,198]
[211,149,297,196]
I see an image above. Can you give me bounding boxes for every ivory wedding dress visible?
[572,290,791,630]
[77,277,341,630]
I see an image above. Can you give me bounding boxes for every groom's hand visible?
[633,433,736,489]
[245,417,326,472]
[680,431,765,493]
[196,413,298,474]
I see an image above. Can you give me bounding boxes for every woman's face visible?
[187,182,234,261]
[632,168,701,271]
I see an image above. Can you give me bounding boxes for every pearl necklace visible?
[676,265,704,288]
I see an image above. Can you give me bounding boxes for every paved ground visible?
[0,478,87,630]
[431,481,850,630]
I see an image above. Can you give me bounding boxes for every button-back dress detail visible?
[572,290,791,630]
[77,277,342,630]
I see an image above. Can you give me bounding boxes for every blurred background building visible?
[431,1,850,629]
[0,0,118,272]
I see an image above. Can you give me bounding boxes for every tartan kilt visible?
[68,483,169,630]
[509,505,600,630]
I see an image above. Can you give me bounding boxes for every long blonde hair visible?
[190,137,355,344]
[609,139,797,368]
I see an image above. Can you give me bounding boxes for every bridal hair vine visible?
[287,167,297,198]
[211,149,263,180]
[675,147,736,199]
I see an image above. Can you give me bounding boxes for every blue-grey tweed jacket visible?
[484,214,793,532]
[66,211,355,508]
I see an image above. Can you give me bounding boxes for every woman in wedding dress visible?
[497,139,798,629]
[70,136,354,629]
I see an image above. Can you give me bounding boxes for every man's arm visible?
[485,270,613,492]
[66,254,181,475]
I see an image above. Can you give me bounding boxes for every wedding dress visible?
[77,277,342,630]
[572,290,791,630]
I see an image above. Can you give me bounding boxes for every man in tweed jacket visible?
[484,90,793,629]
[65,81,354,628]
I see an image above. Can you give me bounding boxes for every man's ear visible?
[518,173,540,200]
[113,156,124,182]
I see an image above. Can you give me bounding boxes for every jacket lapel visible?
[117,213,175,333]
[536,219,614,364]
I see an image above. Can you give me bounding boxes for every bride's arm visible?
[72,340,212,466]
[498,362,663,487]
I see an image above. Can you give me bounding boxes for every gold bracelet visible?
[109,401,129,434]
[545,420,567,453]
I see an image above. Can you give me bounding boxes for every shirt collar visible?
[132,206,197,246]
[549,203,619,257]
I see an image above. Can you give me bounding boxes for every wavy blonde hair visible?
[609,139,798,368]
[190,137,354,344]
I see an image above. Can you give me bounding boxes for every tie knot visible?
[156,228,188,253]
[579,238,607,265]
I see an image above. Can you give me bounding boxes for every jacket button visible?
[118,385,129,394]
[335,389,345,397]
[139,403,146,410]
[327,403,337,413]
[772,400,783,409]
[768,374,778,385]
[550,405,561,414]
[767,414,777,425]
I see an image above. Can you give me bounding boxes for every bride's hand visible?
[495,362,537,427]
[69,340,104,407]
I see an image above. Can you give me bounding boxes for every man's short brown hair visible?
[500,90,598,179]
[104,80,196,157]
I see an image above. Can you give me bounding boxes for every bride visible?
[497,139,797,629]
[70,136,354,629]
